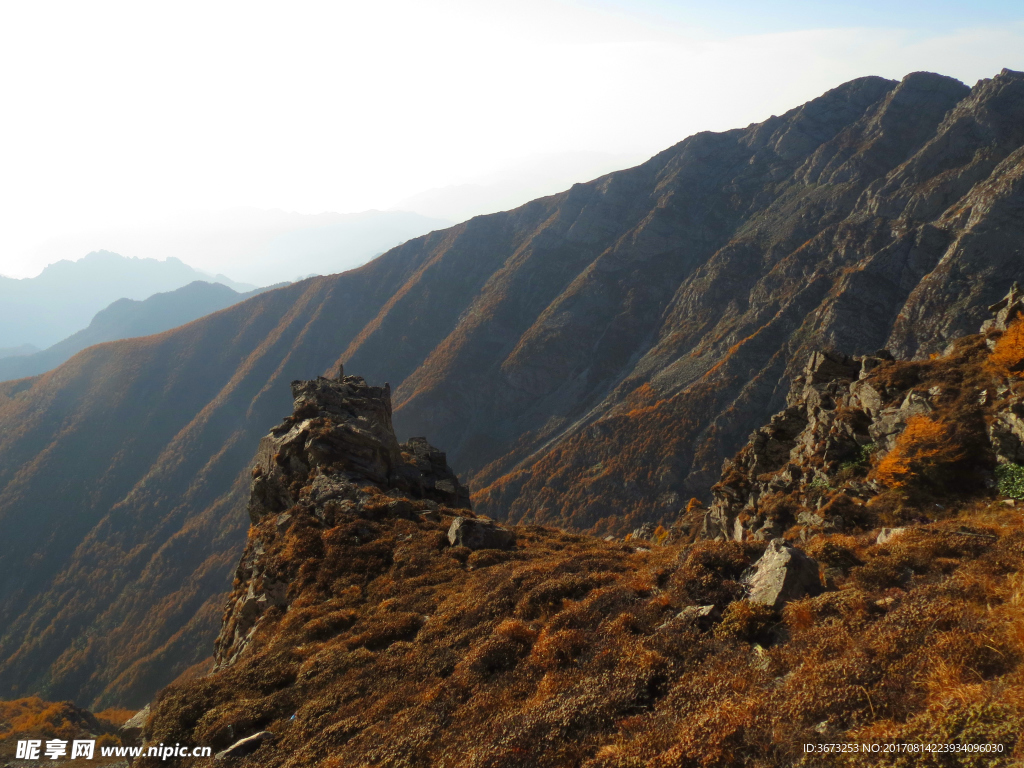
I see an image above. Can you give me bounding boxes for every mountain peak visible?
[218,371,472,667]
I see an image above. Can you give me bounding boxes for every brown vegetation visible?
[139,499,1024,767]
[4,70,1024,711]
[0,696,125,743]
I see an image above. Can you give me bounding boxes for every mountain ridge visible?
[132,298,1024,766]
[0,250,253,350]
[1,69,1024,707]
[0,280,282,382]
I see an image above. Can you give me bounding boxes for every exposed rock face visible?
[447,517,515,550]
[118,704,150,746]
[216,374,471,668]
[248,376,469,525]
[702,286,1024,543]
[982,281,1023,333]
[702,349,876,541]
[742,539,823,609]
[4,70,1024,707]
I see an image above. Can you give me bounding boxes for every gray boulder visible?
[743,539,823,609]
[118,703,150,748]
[447,517,515,550]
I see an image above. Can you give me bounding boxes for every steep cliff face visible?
[470,69,1024,531]
[3,69,1024,707]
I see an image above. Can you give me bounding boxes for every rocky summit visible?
[3,69,1024,709]
[217,371,474,667]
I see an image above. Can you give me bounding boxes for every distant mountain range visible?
[0,345,39,359]
[30,209,452,288]
[0,251,253,350]
[0,281,279,382]
[1,69,1023,709]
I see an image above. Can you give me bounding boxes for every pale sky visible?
[1,0,1023,279]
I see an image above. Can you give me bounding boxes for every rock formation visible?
[215,373,474,668]
[702,283,1024,544]
[741,538,823,609]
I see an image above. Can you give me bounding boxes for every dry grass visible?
[136,327,1024,767]
[134,489,1024,768]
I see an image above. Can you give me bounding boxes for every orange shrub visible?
[988,318,1024,376]
[874,416,963,488]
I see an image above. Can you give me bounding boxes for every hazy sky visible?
[2,0,1023,278]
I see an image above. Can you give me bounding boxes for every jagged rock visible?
[805,350,860,385]
[216,373,472,668]
[397,436,473,508]
[214,731,275,760]
[796,510,834,530]
[629,522,657,541]
[743,539,823,609]
[246,376,469,525]
[982,282,1024,332]
[876,527,907,545]
[118,704,150,747]
[447,517,515,550]
[989,401,1024,464]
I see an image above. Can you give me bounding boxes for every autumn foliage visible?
[874,416,964,488]
[0,697,125,743]
[988,318,1024,376]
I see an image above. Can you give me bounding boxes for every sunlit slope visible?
[2,69,1024,707]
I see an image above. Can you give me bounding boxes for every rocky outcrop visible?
[248,376,469,524]
[982,281,1024,333]
[703,284,1024,543]
[118,704,150,746]
[742,539,823,609]
[216,373,472,668]
[447,517,515,550]
[701,349,880,541]
[214,731,275,760]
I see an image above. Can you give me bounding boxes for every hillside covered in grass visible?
[137,306,1024,766]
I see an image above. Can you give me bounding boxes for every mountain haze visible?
[0,251,252,349]
[1,69,1024,708]
[0,281,278,383]
[32,209,452,288]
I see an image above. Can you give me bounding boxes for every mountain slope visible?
[135,326,1024,767]
[0,281,279,382]
[0,251,253,349]
[2,69,1024,708]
